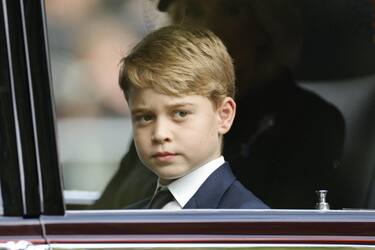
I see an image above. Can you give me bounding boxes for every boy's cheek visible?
[132,127,143,140]
[133,141,150,167]
[132,137,144,154]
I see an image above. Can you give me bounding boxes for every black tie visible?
[147,188,174,209]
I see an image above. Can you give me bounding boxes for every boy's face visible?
[128,88,235,185]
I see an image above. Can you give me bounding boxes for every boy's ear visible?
[217,97,236,135]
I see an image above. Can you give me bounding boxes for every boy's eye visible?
[134,113,154,123]
[174,110,189,119]
[143,114,154,121]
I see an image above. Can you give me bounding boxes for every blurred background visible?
[45,0,171,204]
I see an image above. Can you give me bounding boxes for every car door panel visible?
[41,210,375,245]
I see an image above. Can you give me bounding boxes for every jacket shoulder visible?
[220,180,270,209]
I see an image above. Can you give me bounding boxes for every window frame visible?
[0,0,64,217]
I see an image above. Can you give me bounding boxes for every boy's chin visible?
[157,171,187,184]
[158,177,176,185]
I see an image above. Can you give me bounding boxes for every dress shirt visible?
[155,156,225,210]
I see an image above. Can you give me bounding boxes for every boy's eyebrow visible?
[167,102,196,108]
[130,107,149,115]
[130,102,196,114]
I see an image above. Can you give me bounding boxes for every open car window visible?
[45,0,172,209]
[45,0,143,208]
[2,0,375,249]
[44,0,375,210]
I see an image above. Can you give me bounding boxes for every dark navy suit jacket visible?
[128,163,269,209]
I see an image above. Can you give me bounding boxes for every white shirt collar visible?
[157,156,224,209]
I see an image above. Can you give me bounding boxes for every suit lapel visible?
[183,162,236,209]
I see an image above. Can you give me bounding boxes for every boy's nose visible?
[151,118,172,144]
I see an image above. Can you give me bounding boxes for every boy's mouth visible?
[152,152,177,162]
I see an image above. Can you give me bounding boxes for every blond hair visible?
[119,25,235,107]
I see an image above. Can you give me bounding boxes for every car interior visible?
[295,0,375,208]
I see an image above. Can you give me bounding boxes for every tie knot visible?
[148,188,174,209]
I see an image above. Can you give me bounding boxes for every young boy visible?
[119,25,268,209]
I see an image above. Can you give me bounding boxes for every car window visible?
[45,0,375,210]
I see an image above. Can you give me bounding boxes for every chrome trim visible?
[48,243,375,249]
[0,241,49,250]
[39,216,48,246]
[63,208,375,220]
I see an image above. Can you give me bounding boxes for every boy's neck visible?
[157,156,225,187]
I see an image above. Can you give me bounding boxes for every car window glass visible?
[45,0,375,210]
